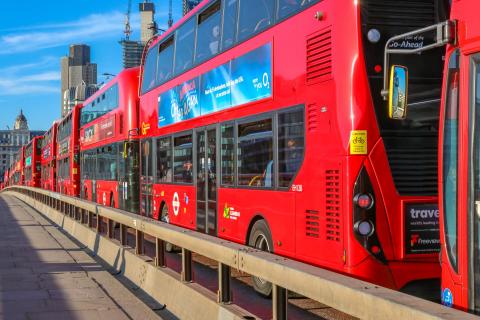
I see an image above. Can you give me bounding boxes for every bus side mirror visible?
[388,65,408,120]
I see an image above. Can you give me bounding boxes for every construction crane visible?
[124,0,132,40]
[168,0,173,28]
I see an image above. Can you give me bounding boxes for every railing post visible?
[218,263,232,304]
[136,230,144,255]
[96,215,102,233]
[155,238,166,267]
[107,218,114,238]
[181,248,193,282]
[88,211,93,228]
[272,285,288,320]
[120,224,128,246]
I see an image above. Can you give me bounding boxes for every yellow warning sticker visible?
[350,130,367,155]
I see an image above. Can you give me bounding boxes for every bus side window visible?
[222,0,238,50]
[221,123,235,185]
[157,38,174,85]
[238,0,275,42]
[277,0,304,20]
[237,118,273,187]
[174,19,196,75]
[173,135,193,184]
[142,44,159,93]
[278,107,304,188]
[196,1,221,63]
[156,137,173,183]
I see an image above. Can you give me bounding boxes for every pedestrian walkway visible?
[0,194,165,320]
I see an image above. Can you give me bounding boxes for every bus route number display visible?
[158,43,272,127]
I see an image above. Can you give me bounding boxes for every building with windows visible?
[183,0,201,15]
[0,110,44,181]
[120,2,157,70]
[60,44,98,117]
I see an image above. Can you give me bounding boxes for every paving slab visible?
[0,194,166,320]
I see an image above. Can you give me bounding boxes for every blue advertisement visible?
[158,43,272,127]
[230,43,272,106]
[200,62,232,113]
[158,78,200,126]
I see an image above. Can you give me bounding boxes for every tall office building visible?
[60,44,97,117]
[139,2,157,43]
[120,2,157,69]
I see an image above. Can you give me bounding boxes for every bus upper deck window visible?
[222,0,238,50]
[238,0,275,42]
[174,19,196,75]
[141,44,159,93]
[277,0,304,20]
[196,1,221,63]
[157,38,174,85]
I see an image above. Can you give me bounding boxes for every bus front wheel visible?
[248,219,273,297]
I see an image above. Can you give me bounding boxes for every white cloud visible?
[0,69,60,96]
[0,11,140,55]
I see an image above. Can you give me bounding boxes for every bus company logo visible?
[172,192,180,216]
[410,208,439,219]
[410,234,440,247]
[223,203,240,220]
[388,35,425,49]
[223,203,230,219]
[141,122,150,135]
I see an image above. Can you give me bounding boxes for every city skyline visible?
[0,0,183,130]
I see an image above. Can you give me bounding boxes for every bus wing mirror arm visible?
[380,20,457,101]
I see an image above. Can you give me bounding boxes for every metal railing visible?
[2,186,476,320]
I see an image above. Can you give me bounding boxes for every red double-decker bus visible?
[11,146,25,186]
[79,67,140,212]
[138,0,449,294]
[431,0,480,312]
[24,136,43,188]
[40,123,57,191]
[56,106,80,196]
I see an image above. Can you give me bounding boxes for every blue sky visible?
[0,0,183,131]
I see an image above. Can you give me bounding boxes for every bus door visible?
[469,53,480,313]
[141,139,154,217]
[195,126,218,235]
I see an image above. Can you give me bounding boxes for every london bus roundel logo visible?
[172,192,180,216]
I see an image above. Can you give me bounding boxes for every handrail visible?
[2,186,476,320]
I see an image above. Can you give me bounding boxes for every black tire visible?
[160,203,175,252]
[248,219,273,297]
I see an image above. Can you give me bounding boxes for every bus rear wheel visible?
[160,203,174,252]
[248,219,273,297]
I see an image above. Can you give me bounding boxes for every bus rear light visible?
[353,167,387,264]
[354,220,374,237]
[354,193,374,209]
